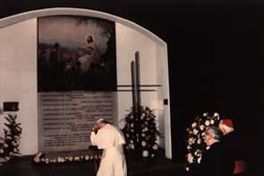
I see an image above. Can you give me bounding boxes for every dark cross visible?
[130,51,143,157]
[130,51,141,112]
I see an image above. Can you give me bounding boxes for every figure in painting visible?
[48,42,64,89]
[78,35,101,73]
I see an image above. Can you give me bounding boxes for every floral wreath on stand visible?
[185,112,221,171]
[122,106,159,160]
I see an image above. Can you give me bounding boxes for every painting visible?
[37,16,116,91]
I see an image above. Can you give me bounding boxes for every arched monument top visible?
[0,7,166,47]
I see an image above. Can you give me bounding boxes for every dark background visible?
[0,0,263,175]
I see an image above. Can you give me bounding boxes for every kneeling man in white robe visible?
[90,119,127,176]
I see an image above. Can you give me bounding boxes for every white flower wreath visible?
[185,112,220,171]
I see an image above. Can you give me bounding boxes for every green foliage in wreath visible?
[122,106,159,159]
[0,114,22,164]
[185,112,220,171]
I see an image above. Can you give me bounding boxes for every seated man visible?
[188,126,233,176]
[219,118,246,175]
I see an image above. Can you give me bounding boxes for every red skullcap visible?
[221,119,234,128]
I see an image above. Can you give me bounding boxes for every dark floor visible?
[0,153,184,176]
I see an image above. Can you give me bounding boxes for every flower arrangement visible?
[122,106,159,159]
[33,151,101,164]
[185,112,220,171]
[0,114,22,165]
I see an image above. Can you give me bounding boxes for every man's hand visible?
[91,123,100,133]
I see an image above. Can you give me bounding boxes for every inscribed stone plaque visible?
[38,91,116,152]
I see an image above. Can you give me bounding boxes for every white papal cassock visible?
[90,124,127,176]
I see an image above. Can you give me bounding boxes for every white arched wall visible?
[0,19,38,154]
[0,8,171,158]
